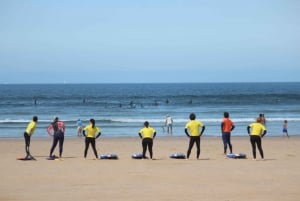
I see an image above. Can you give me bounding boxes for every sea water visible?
[0,83,299,138]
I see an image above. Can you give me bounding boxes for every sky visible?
[0,0,299,83]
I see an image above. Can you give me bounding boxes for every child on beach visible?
[23,116,38,159]
[185,113,205,160]
[283,120,289,137]
[247,117,267,160]
[165,114,173,135]
[139,121,156,159]
[83,119,101,160]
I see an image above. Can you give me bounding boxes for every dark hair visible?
[189,113,196,120]
[90,119,95,128]
[224,112,229,118]
[144,121,149,127]
[33,116,38,122]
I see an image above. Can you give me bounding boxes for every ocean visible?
[0,83,299,138]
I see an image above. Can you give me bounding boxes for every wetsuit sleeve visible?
[138,133,143,139]
[96,132,101,139]
[247,126,250,135]
[47,124,54,136]
[184,128,190,137]
[153,132,156,139]
[200,126,205,136]
[82,130,86,137]
[221,122,224,132]
[231,125,235,131]
[262,130,267,138]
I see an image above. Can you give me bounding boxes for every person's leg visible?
[84,138,90,158]
[195,136,201,159]
[90,138,98,159]
[24,132,31,157]
[222,133,227,154]
[227,134,233,154]
[187,137,195,159]
[256,137,264,159]
[148,139,153,159]
[58,133,64,158]
[142,139,147,159]
[250,136,256,159]
[50,135,59,157]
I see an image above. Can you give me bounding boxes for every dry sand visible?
[0,136,299,201]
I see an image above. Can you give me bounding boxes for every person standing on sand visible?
[282,120,289,138]
[139,121,156,159]
[185,113,205,160]
[47,116,66,159]
[247,117,267,160]
[165,114,173,135]
[77,119,83,137]
[23,116,38,159]
[83,119,101,160]
[221,112,235,154]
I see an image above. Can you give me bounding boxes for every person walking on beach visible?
[282,120,289,138]
[83,119,101,160]
[23,116,38,159]
[247,117,267,160]
[185,113,205,160]
[139,121,156,159]
[77,119,83,137]
[47,117,66,159]
[165,114,173,135]
[221,112,235,154]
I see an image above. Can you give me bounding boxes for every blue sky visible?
[0,0,299,83]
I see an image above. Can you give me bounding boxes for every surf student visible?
[83,119,101,160]
[185,113,205,159]
[47,116,66,158]
[23,116,38,159]
[221,112,235,154]
[247,117,267,160]
[138,121,156,159]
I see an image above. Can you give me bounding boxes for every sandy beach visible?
[1,136,299,201]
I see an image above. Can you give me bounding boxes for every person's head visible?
[256,117,262,123]
[144,121,149,127]
[284,120,288,123]
[53,116,58,122]
[189,113,196,120]
[166,114,169,117]
[90,119,95,127]
[33,116,38,122]
[224,112,229,118]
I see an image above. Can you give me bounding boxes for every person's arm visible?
[221,122,224,132]
[247,126,251,135]
[262,130,267,138]
[153,132,156,139]
[184,128,190,137]
[200,126,205,136]
[95,132,101,139]
[138,132,143,139]
[82,130,86,137]
[231,125,235,131]
[47,124,54,136]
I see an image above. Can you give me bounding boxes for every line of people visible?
[22,112,289,160]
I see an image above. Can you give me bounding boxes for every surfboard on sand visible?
[100,154,118,160]
[16,155,36,161]
[169,153,186,159]
[131,153,144,159]
[226,153,247,159]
